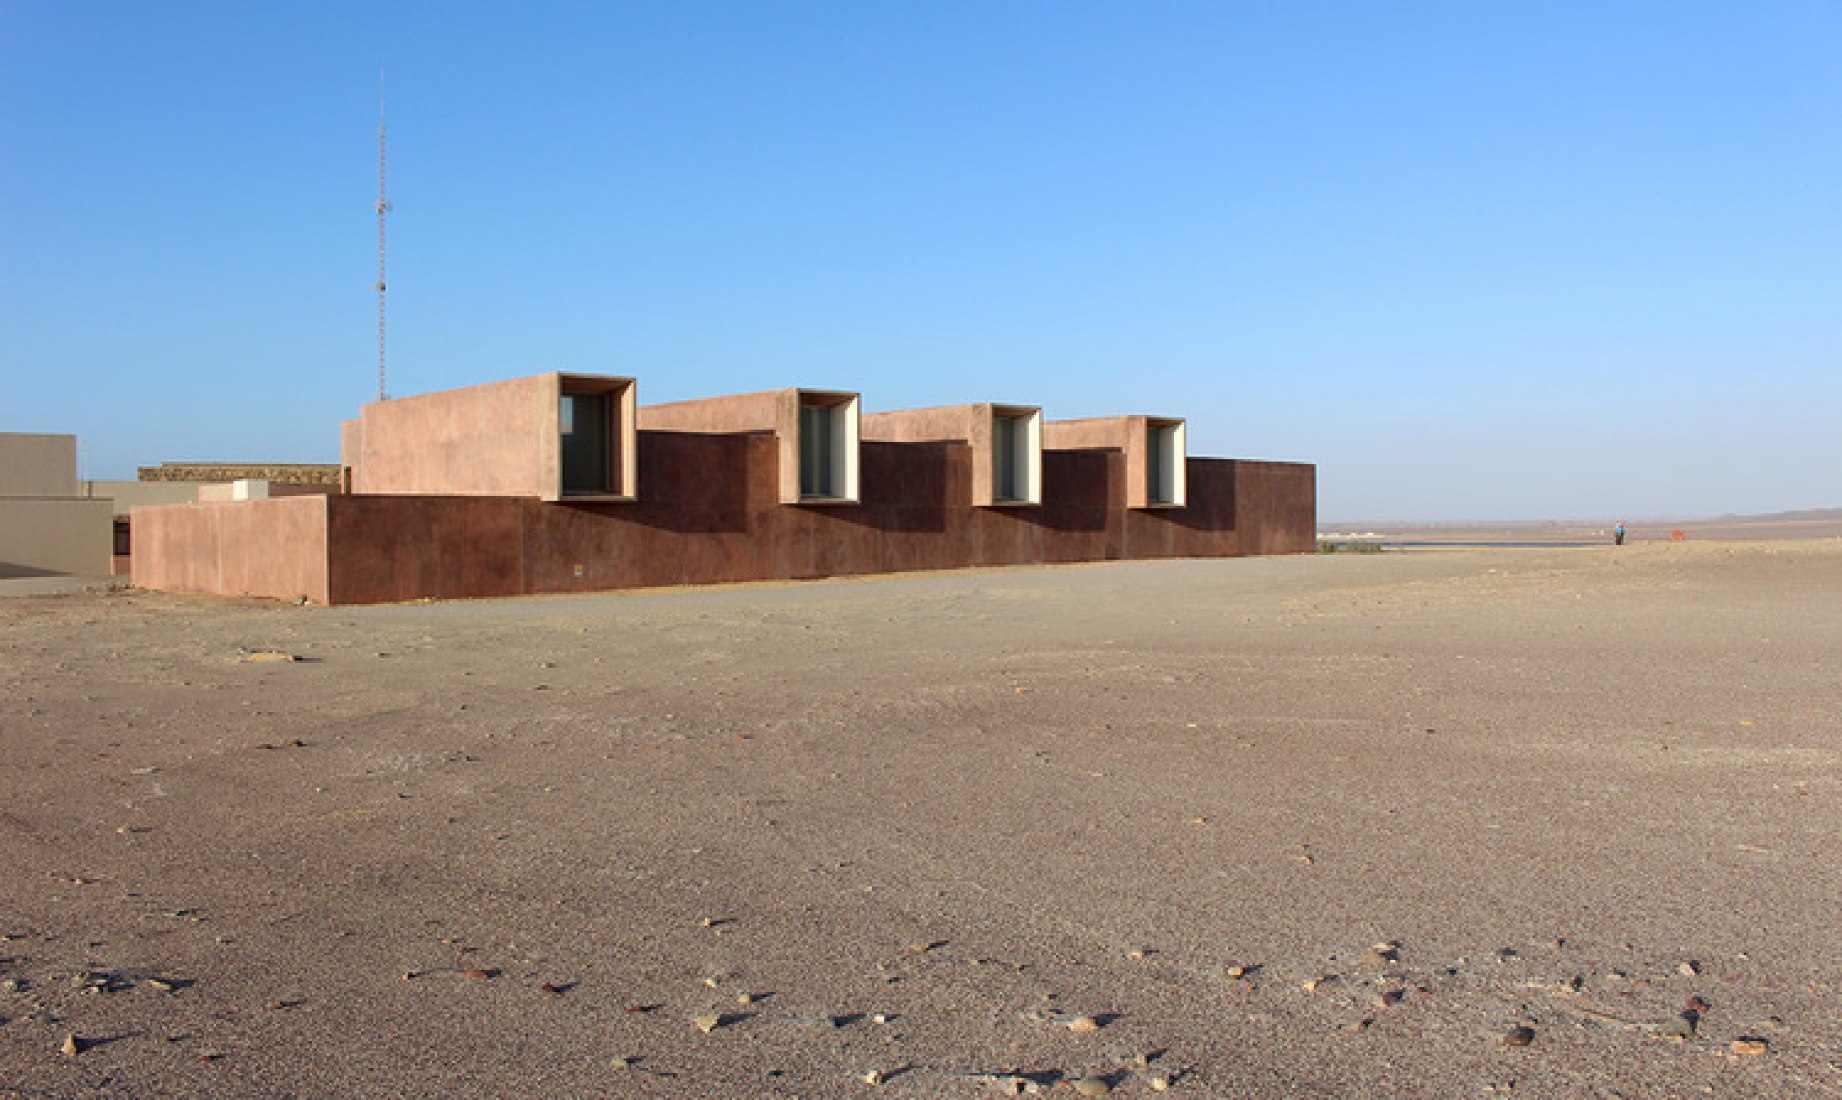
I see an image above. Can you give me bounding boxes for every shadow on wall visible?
[1018,450,1117,534]
[824,440,954,534]
[614,431,756,534]
[0,562,74,579]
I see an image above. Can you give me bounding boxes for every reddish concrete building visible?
[133,372,1315,605]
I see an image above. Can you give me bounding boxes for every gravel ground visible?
[2,541,1840,1098]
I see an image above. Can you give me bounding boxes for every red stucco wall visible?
[266,431,1313,605]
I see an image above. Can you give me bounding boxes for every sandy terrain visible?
[3,542,1840,1098]
[1324,510,1842,545]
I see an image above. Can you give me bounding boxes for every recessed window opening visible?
[560,391,611,495]
[796,394,857,501]
[799,403,833,497]
[1147,421,1185,506]
[992,414,1019,502]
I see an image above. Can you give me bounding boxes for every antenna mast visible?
[375,71,391,402]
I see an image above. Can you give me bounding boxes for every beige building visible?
[0,433,113,578]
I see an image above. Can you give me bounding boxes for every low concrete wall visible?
[79,481,204,516]
[131,496,331,603]
[288,432,1312,604]
[0,498,113,577]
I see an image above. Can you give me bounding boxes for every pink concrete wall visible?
[344,374,556,498]
[131,497,330,603]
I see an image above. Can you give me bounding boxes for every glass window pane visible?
[800,404,832,496]
[993,415,1017,501]
[561,393,610,494]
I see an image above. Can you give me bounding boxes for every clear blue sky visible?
[3,2,1837,521]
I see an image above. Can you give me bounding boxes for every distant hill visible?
[1711,507,1842,522]
[1321,509,1842,544]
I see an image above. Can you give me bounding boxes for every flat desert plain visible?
[3,541,1840,1098]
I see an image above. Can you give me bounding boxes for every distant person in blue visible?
[1613,521,1626,546]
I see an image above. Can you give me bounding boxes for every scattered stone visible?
[462,968,493,981]
[1149,1073,1172,1091]
[1372,989,1404,1009]
[794,1014,840,1031]
[612,1055,635,1069]
[861,1069,884,1086]
[1678,960,1700,977]
[1684,995,1710,1014]
[1070,1077,1112,1096]
[1368,942,1401,964]
[871,1013,888,1025]
[1502,1025,1536,1047]
[1659,1015,1696,1042]
[240,651,299,663]
[1126,949,1148,960]
[1066,1014,1102,1033]
[694,1013,725,1033]
[60,1033,81,1057]
[1730,1037,1769,1056]
[1343,1017,1373,1032]
[736,991,754,1005]
[1,978,24,994]
[1225,965,1248,979]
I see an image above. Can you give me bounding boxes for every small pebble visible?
[694,1013,724,1033]
[862,1069,884,1086]
[612,1055,634,1069]
[1678,961,1700,976]
[61,1033,81,1057]
[1070,1077,1112,1096]
[1730,1038,1769,1056]
[1659,1015,1696,1041]
[1225,965,1248,979]
[1502,1025,1536,1047]
[1149,1075,1171,1092]
[736,992,754,1005]
[1372,989,1404,1009]
[1066,1015,1102,1033]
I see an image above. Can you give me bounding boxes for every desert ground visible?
[3,541,1840,1098]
